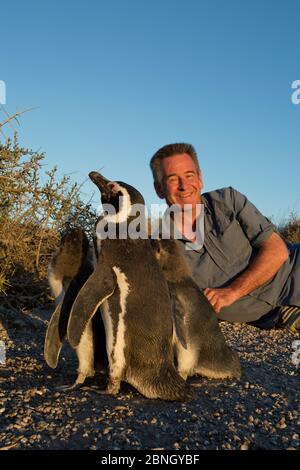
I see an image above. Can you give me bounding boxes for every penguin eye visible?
[108,182,119,194]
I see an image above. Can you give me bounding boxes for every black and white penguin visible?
[151,238,241,380]
[67,172,190,401]
[45,227,107,389]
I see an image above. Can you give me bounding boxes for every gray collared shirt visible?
[179,187,300,323]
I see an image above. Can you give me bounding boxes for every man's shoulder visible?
[202,186,239,206]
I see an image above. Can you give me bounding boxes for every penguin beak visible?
[89,171,112,198]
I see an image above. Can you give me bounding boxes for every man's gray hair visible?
[150,143,200,186]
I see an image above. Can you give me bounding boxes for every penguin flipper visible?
[170,287,187,350]
[44,301,64,369]
[44,276,88,368]
[68,263,116,348]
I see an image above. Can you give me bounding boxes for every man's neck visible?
[172,203,203,242]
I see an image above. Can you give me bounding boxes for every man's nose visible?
[178,177,188,190]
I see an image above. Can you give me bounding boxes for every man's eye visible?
[186,174,195,179]
[168,177,178,184]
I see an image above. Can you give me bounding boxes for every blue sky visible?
[1,0,299,221]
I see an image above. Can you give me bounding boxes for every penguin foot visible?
[55,382,83,392]
[80,385,107,395]
[55,371,92,392]
[106,378,121,395]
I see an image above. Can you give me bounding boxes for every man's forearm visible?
[204,232,289,313]
[229,232,289,299]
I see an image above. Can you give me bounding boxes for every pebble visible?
[240,442,249,450]
[2,316,299,450]
[276,418,287,429]
[103,427,113,435]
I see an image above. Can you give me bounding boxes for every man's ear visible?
[154,181,165,199]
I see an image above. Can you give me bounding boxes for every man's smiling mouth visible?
[178,193,193,198]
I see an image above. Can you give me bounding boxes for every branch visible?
[0,107,39,129]
[0,105,18,131]
[0,175,15,180]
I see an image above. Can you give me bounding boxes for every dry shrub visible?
[1,132,298,312]
[0,135,96,309]
[277,213,300,244]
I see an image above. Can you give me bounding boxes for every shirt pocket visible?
[209,219,252,266]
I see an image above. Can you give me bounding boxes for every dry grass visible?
[277,213,300,244]
[0,134,96,309]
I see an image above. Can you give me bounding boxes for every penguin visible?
[45,227,107,389]
[47,228,88,306]
[67,172,191,401]
[151,238,241,381]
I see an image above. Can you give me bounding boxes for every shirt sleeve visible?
[230,187,276,248]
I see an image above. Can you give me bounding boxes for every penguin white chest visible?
[103,266,130,378]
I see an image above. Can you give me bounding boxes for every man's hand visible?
[204,233,289,314]
[204,287,239,314]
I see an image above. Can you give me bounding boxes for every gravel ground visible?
[0,306,299,450]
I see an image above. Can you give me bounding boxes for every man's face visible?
[155,153,203,208]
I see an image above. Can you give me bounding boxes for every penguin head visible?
[151,239,192,280]
[151,239,178,267]
[60,227,90,255]
[89,171,145,224]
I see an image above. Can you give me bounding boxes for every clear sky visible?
[1,0,299,222]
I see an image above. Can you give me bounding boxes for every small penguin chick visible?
[151,238,192,282]
[45,227,107,390]
[152,238,242,381]
[48,227,91,304]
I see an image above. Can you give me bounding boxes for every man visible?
[150,143,300,332]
